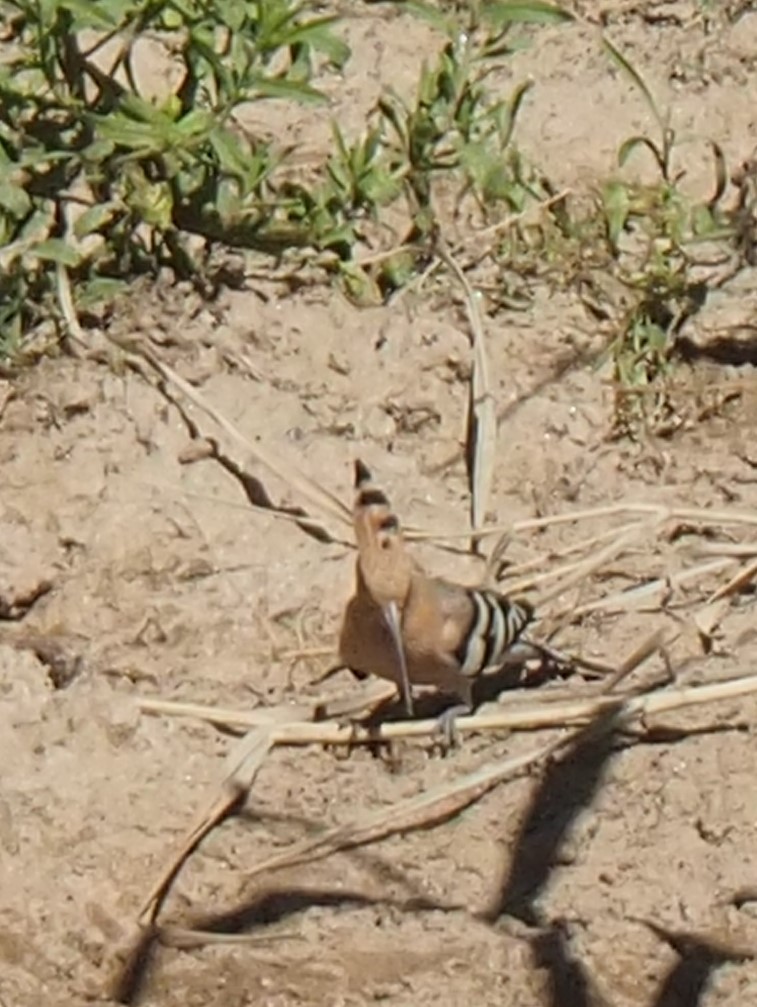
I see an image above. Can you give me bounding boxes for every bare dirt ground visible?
[4,3,757,1005]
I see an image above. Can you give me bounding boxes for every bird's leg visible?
[382,600,414,717]
[432,678,474,752]
[433,701,472,752]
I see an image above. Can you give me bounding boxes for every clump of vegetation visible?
[0,0,569,352]
[593,39,747,437]
[0,0,350,350]
[1,0,754,439]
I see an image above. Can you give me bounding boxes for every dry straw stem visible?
[533,520,659,607]
[135,347,351,533]
[233,633,665,884]
[436,239,495,547]
[571,557,738,617]
[59,267,352,543]
[697,542,757,558]
[258,672,757,743]
[57,267,352,541]
[224,675,757,888]
[55,268,757,565]
[138,727,274,926]
[707,556,757,603]
[408,502,757,545]
[495,519,647,583]
[158,926,302,949]
[137,666,757,747]
[508,519,658,594]
[130,639,757,954]
[138,678,398,732]
[158,482,356,539]
[242,735,565,884]
[134,634,663,925]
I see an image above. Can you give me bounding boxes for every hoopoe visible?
[338,460,534,734]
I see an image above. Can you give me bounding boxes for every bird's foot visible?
[433,703,471,753]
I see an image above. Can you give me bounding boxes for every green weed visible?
[0,0,577,351]
[0,0,349,352]
[592,38,738,436]
[2,0,749,446]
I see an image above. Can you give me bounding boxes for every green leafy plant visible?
[0,0,581,349]
[0,0,349,352]
[596,38,734,436]
[321,0,573,299]
[381,1,572,215]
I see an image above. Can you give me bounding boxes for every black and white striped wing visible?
[453,589,534,678]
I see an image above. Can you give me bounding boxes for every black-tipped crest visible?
[359,488,390,508]
[352,459,400,541]
[354,459,372,488]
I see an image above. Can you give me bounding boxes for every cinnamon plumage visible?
[339,460,534,722]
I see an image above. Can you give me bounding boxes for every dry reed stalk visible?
[707,556,757,603]
[137,666,757,748]
[437,240,496,548]
[239,736,565,884]
[497,519,649,583]
[137,351,350,530]
[405,502,664,543]
[533,522,658,606]
[239,669,757,885]
[157,926,301,949]
[695,542,757,558]
[59,266,352,543]
[138,679,397,732]
[138,727,274,926]
[571,557,738,617]
[410,503,757,548]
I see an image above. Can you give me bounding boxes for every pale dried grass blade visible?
[707,556,757,603]
[437,241,496,545]
[484,529,513,586]
[406,503,667,544]
[693,599,731,644]
[500,520,646,581]
[508,521,654,596]
[102,323,350,535]
[244,670,757,882]
[411,503,757,548]
[138,679,398,731]
[244,736,564,883]
[672,507,757,528]
[148,482,356,543]
[140,697,596,740]
[56,263,88,350]
[139,698,316,727]
[141,671,757,747]
[638,672,757,717]
[598,628,668,694]
[536,522,655,607]
[694,542,757,558]
[318,679,399,718]
[158,926,301,949]
[571,557,738,617]
[524,641,617,678]
[137,349,351,530]
[138,727,273,926]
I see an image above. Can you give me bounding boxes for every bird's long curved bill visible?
[383,601,413,716]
